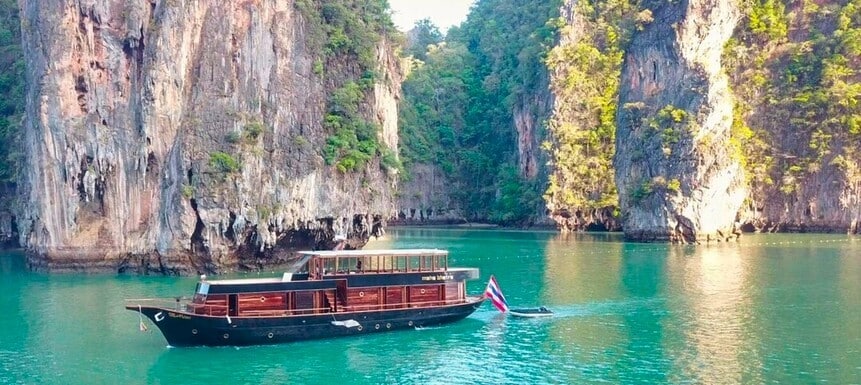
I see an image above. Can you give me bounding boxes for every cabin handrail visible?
[343,298,470,311]
[124,298,229,316]
[125,296,479,318]
[124,297,192,310]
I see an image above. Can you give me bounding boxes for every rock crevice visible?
[614,0,746,242]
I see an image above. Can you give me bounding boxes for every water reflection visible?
[3,232,861,384]
[617,245,670,383]
[666,243,756,385]
[0,249,24,273]
[542,232,627,382]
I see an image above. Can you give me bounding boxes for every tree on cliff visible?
[0,0,23,185]
[405,18,443,61]
[399,0,561,225]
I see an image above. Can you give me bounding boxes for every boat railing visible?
[125,295,482,318]
[124,298,229,316]
[343,297,471,312]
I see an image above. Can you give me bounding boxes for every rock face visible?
[393,163,463,225]
[543,0,624,232]
[0,184,17,248]
[725,1,861,235]
[17,0,401,274]
[614,0,746,242]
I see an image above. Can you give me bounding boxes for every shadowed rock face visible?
[17,1,401,274]
[614,0,745,242]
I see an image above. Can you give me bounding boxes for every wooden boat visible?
[125,249,485,347]
[508,306,553,318]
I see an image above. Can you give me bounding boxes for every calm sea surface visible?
[1,228,860,384]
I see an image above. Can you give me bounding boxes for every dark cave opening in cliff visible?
[225,211,237,244]
[76,156,91,202]
[3,215,20,248]
[189,198,206,254]
[585,222,608,232]
[145,152,157,173]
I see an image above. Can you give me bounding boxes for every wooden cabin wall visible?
[408,285,442,305]
[238,293,287,315]
[444,282,462,301]
[199,294,228,316]
[347,288,382,309]
[385,286,405,307]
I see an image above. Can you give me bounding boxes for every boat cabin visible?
[186,249,478,318]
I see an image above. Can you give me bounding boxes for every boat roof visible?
[203,277,283,285]
[297,249,448,257]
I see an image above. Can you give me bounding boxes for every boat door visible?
[228,294,238,317]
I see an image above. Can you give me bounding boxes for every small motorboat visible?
[508,306,553,318]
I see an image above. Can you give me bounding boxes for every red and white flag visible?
[484,275,509,313]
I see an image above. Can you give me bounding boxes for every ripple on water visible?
[3,233,861,384]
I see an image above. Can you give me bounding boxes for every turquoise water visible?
[1,229,860,384]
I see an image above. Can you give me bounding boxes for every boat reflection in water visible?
[125,249,484,347]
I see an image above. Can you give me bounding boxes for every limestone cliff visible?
[17,0,402,274]
[544,0,625,232]
[726,0,861,234]
[614,0,746,242]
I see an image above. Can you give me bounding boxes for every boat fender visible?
[226,314,232,324]
[137,305,149,332]
[154,312,164,322]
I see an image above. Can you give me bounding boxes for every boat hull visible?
[128,297,485,347]
[508,308,553,318]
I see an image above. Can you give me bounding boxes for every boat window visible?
[295,263,308,274]
[293,291,314,311]
[409,255,420,272]
[423,255,434,271]
[290,258,310,274]
[323,258,336,275]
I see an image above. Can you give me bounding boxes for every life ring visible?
[357,325,363,331]
[408,321,413,326]
[223,333,229,339]
[375,324,380,330]
[386,323,391,329]
[260,296,266,302]
[420,289,426,294]
[191,329,198,335]
[359,291,365,297]
[267,332,274,339]
[154,312,164,322]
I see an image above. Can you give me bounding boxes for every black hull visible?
[128,298,485,347]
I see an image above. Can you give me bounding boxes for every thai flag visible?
[484,275,509,313]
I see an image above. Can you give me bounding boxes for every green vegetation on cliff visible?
[0,0,23,185]
[726,0,861,201]
[404,18,443,61]
[543,0,642,227]
[399,0,561,224]
[296,0,400,174]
